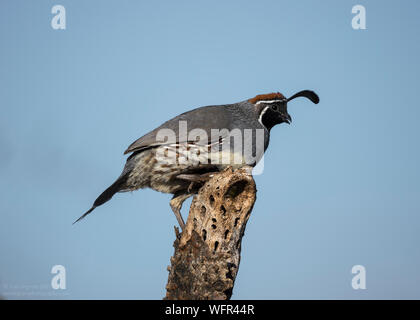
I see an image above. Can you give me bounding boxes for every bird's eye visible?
[271,105,277,111]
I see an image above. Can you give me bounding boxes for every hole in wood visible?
[202,229,207,241]
[200,206,206,216]
[224,229,229,239]
[209,195,215,206]
[221,205,226,216]
[225,262,236,280]
[225,180,247,199]
[213,241,219,253]
[234,217,240,227]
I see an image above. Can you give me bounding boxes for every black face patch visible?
[259,101,289,129]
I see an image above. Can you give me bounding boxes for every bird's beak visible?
[282,113,292,124]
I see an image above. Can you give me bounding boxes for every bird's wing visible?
[123,105,235,155]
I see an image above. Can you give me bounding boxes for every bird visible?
[75,90,319,229]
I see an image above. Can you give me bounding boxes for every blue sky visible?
[0,0,419,299]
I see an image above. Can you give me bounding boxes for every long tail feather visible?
[73,175,127,224]
[73,206,96,224]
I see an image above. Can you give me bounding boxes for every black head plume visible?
[287,90,319,104]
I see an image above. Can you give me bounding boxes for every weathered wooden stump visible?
[165,166,257,300]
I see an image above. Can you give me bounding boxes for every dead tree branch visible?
[164,166,257,300]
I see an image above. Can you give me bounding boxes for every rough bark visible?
[164,166,256,300]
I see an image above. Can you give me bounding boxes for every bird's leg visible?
[170,192,192,231]
[171,172,219,229]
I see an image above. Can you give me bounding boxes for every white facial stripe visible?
[255,99,286,105]
[258,106,270,126]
